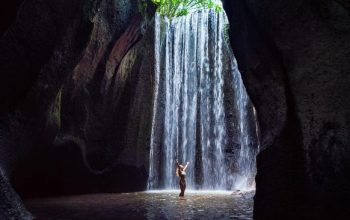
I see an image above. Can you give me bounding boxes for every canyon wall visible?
[0,0,156,218]
[224,0,350,219]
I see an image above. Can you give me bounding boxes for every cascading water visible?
[148,9,259,191]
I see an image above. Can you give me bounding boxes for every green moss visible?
[151,0,223,17]
[50,89,62,128]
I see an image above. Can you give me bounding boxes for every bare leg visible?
[179,180,186,197]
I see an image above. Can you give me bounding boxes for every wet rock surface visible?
[25,191,254,220]
[5,0,154,198]
[0,0,102,218]
[223,0,350,219]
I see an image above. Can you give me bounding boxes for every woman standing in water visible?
[176,160,190,197]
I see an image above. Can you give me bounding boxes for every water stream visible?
[148,9,259,191]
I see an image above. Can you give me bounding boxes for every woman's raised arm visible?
[183,161,190,171]
[176,160,181,169]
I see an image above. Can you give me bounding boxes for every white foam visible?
[146,190,234,195]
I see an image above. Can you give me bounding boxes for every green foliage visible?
[151,0,223,17]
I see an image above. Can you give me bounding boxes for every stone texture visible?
[0,0,102,218]
[9,0,155,198]
[0,168,32,219]
[52,0,155,193]
[223,0,350,219]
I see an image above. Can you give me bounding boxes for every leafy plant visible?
[151,0,223,17]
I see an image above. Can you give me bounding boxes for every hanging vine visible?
[151,0,223,17]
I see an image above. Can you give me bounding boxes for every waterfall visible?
[148,9,259,191]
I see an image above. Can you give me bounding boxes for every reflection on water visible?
[26,191,254,220]
[144,191,254,220]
